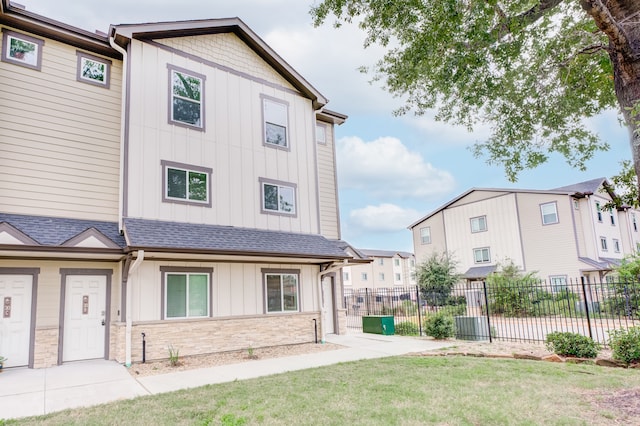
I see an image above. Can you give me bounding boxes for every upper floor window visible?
[540,202,558,225]
[394,258,400,267]
[361,272,368,281]
[596,202,603,222]
[161,267,212,319]
[610,210,616,226]
[395,273,401,281]
[410,259,415,267]
[1,30,44,71]
[573,200,579,210]
[161,160,212,207]
[260,178,296,216]
[379,273,385,281]
[600,237,608,251]
[470,215,487,233]
[343,272,350,281]
[262,95,289,149]
[263,270,299,313]
[76,51,110,88]
[614,239,621,253]
[473,247,490,264]
[633,213,638,232]
[168,65,205,130]
[316,123,327,144]
[378,258,384,266]
[420,227,431,244]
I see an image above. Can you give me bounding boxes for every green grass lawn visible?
[6,356,640,425]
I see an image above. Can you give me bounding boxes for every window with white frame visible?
[610,209,616,226]
[573,200,579,210]
[264,270,299,313]
[168,65,204,129]
[77,51,110,88]
[162,161,211,206]
[540,202,559,225]
[162,270,211,319]
[1,30,44,70]
[316,123,327,144]
[260,178,296,215]
[361,272,368,281]
[262,96,289,148]
[420,227,431,244]
[596,202,603,222]
[600,237,608,251]
[394,258,400,267]
[473,247,490,263]
[470,215,487,233]
[395,273,401,281]
[377,258,384,266]
[614,239,620,253]
[379,273,385,281]
[343,272,350,281]
[550,275,568,293]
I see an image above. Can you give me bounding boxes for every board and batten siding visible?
[316,122,340,239]
[412,211,447,264]
[131,261,320,322]
[126,36,321,234]
[0,26,122,222]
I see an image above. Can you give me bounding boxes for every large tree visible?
[312,0,640,201]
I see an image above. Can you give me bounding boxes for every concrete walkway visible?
[0,333,454,420]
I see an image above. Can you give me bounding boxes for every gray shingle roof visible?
[551,177,606,194]
[359,249,414,258]
[0,213,125,247]
[579,257,620,270]
[123,218,350,258]
[463,265,497,279]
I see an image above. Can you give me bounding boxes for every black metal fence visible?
[343,279,640,346]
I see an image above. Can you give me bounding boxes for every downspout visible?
[317,259,348,343]
[125,250,144,367]
[109,28,128,232]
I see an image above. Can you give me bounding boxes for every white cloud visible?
[405,113,492,147]
[337,136,455,198]
[349,204,422,232]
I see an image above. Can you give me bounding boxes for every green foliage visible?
[545,332,600,358]
[168,345,180,366]
[395,321,420,336]
[438,304,466,317]
[606,259,640,318]
[424,311,456,339]
[609,327,640,364]
[416,252,461,306]
[486,260,541,317]
[311,1,636,185]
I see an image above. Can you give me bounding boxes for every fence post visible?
[482,280,492,343]
[365,288,370,316]
[580,276,593,340]
[416,285,423,336]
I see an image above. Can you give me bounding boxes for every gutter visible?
[123,250,144,367]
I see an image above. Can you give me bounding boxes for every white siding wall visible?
[126,35,320,234]
[0,26,122,221]
[412,211,447,263]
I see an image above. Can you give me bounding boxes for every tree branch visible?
[580,0,635,60]
[493,0,564,40]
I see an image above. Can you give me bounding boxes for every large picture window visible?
[260,178,296,216]
[168,65,205,129]
[161,268,212,319]
[162,160,212,206]
[263,270,299,313]
[262,95,289,149]
[1,30,44,71]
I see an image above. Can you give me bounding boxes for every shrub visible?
[438,304,466,317]
[424,311,456,339]
[545,332,600,358]
[395,321,420,336]
[168,344,180,366]
[608,327,640,364]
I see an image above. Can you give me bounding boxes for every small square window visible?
[264,271,299,313]
[260,178,297,216]
[162,161,212,206]
[168,65,205,130]
[470,216,487,233]
[76,51,111,88]
[420,227,431,244]
[262,96,289,149]
[541,202,559,225]
[1,30,44,71]
[473,247,490,264]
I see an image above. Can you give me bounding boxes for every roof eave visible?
[124,245,350,261]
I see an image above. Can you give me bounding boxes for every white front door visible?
[63,275,106,362]
[322,277,335,334]
[0,275,33,367]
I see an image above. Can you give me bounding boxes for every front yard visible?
[6,355,640,425]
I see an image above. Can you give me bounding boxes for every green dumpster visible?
[362,315,395,335]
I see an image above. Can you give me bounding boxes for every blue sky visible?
[19,0,631,253]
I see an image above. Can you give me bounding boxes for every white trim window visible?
[596,202,603,222]
[394,258,400,267]
[361,272,368,281]
[420,227,431,244]
[600,237,608,251]
[395,273,401,282]
[162,161,211,206]
[260,178,296,215]
[610,210,616,226]
[316,123,327,144]
[379,273,385,281]
[169,65,204,129]
[550,275,568,293]
[470,215,487,233]
[378,258,384,266]
[473,247,490,264]
[263,96,289,148]
[165,272,210,319]
[540,202,559,225]
[264,272,299,313]
[614,239,621,253]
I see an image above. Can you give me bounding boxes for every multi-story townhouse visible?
[409,178,640,287]
[0,1,365,369]
[342,249,416,290]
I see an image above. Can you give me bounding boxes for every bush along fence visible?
[343,278,640,346]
